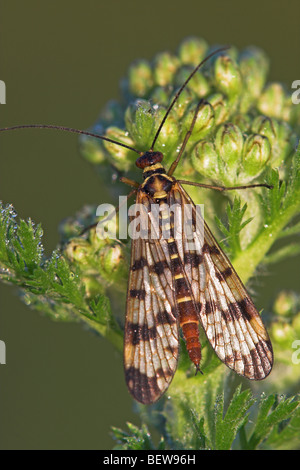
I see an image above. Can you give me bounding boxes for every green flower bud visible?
[275,121,297,165]
[241,134,271,177]
[128,60,154,97]
[65,239,92,266]
[174,66,210,98]
[191,140,219,180]
[274,291,300,317]
[251,115,280,166]
[125,99,156,149]
[99,244,128,286]
[102,126,136,172]
[252,116,297,167]
[150,86,171,106]
[214,55,242,101]
[153,52,180,87]
[79,134,107,165]
[181,100,215,142]
[271,321,294,346]
[178,37,208,66]
[90,214,119,249]
[282,97,293,122]
[215,123,244,178]
[207,93,230,126]
[125,100,180,158]
[251,115,279,147]
[232,113,251,133]
[257,83,287,119]
[239,47,269,112]
[151,107,180,159]
[168,87,194,119]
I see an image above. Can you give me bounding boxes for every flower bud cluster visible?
[61,206,128,296]
[80,37,298,188]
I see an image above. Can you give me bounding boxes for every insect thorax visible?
[135,150,174,201]
[141,171,174,201]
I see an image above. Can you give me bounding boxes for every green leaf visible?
[215,198,253,257]
[189,412,207,450]
[247,394,300,449]
[266,401,300,450]
[0,202,123,351]
[260,168,286,223]
[0,205,43,282]
[164,365,225,449]
[284,144,300,209]
[213,386,255,450]
[111,423,164,450]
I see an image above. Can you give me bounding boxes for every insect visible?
[0,47,273,404]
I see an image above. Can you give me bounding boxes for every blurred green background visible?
[0,0,299,449]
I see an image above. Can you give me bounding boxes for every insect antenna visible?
[150,45,230,151]
[0,46,230,159]
[0,124,143,237]
[0,124,142,155]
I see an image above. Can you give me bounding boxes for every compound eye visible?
[136,151,163,169]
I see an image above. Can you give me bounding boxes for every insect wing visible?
[175,183,273,380]
[124,191,179,404]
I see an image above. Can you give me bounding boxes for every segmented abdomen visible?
[159,202,201,368]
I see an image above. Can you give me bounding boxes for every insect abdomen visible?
[168,238,201,368]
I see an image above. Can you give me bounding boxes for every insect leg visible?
[177,180,273,191]
[120,176,140,189]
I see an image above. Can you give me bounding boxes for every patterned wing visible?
[124,191,179,404]
[173,182,273,380]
